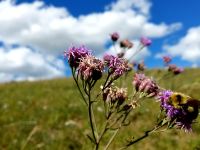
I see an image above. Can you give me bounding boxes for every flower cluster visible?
[133,73,160,97]
[65,32,200,150]
[65,46,91,68]
[161,56,184,75]
[163,56,172,64]
[120,39,133,49]
[78,55,104,81]
[168,64,184,75]
[103,86,127,106]
[140,37,152,47]
[158,90,199,131]
[110,32,119,42]
[137,61,145,72]
[103,54,129,79]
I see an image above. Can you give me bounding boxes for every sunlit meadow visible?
[1,0,200,150]
[1,34,200,150]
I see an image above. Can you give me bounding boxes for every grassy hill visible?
[1,68,200,150]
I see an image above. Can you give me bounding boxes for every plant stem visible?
[104,128,120,150]
[120,123,166,149]
[125,129,153,148]
[102,73,111,90]
[88,89,97,147]
[95,122,109,150]
[71,69,88,106]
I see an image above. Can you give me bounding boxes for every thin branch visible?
[104,128,120,150]
[71,68,88,106]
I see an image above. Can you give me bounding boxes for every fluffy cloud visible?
[0,0,181,54]
[0,0,181,82]
[105,0,152,15]
[162,26,200,64]
[0,46,65,82]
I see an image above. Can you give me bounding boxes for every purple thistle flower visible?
[168,64,184,75]
[78,55,104,81]
[140,37,152,46]
[157,91,199,132]
[133,73,159,97]
[163,56,172,64]
[64,46,91,68]
[158,90,173,102]
[132,73,145,91]
[120,39,133,49]
[158,90,184,118]
[173,67,184,75]
[110,32,119,42]
[103,54,129,79]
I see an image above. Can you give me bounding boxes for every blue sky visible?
[0,0,200,82]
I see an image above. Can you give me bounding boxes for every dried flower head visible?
[137,61,145,71]
[78,55,104,81]
[140,37,152,46]
[127,63,134,71]
[65,46,91,68]
[104,54,129,79]
[120,39,133,49]
[117,52,125,58]
[103,86,127,105]
[133,73,159,97]
[110,32,119,42]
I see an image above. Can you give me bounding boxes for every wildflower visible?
[133,73,159,97]
[110,32,119,42]
[117,52,125,58]
[103,86,127,106]
[132,73,146,91]
[163,56,172,64]
[103,54,129,79]
[121,100,139,111]
[120,39,133,49]
[140,37,152,47]
[127,63,134,71]
[158,91,199,132]
[173,67,184,75]
[65,46,91,68]
[168,64,184,75]
[168,64,177,71]
[137,61,145,71]
[78,55,104,81]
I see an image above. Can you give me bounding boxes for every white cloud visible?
[162,26,200,64]
[105,0,152,15]
[0,0,182,82]
[0,0,181,54]
[0,46,65,82]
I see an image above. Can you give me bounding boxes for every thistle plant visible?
[64,34,200,149]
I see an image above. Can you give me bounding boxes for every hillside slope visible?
[0,68,200,150]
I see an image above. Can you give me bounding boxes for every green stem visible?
[95,122,109,150]
[120,123,166,149]
[88,89,97,147]
[104,128,120,150]
[71,68,88,106]
[125,129,153,148]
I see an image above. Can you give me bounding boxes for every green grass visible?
[1,68,200,150]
